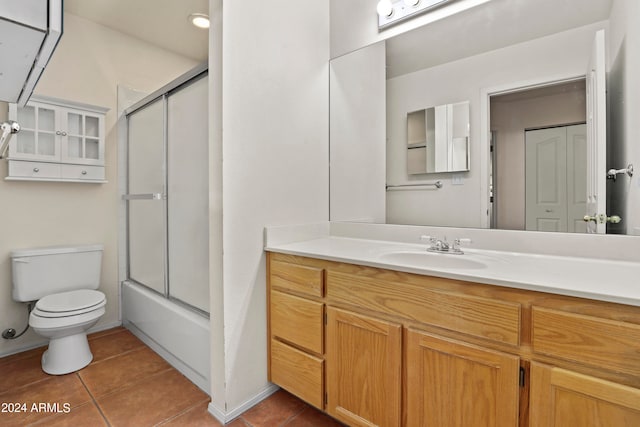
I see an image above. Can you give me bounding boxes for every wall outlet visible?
[451,174,463,185]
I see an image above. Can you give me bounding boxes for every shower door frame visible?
[122,63,209,317]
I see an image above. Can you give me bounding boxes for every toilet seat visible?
[33,290,106,318]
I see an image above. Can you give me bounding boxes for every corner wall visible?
[216,0,329,416]
[608,0,640,235]
[0,13,197,357]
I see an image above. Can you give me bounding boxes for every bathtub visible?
[122,281,210,393]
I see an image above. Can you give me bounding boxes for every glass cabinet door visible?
[9,102,59,160]
[61,109,104,165]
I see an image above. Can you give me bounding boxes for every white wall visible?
[214,0,329,416]
[382,22,605,227]
[208,0,225,416]
[608,0,640,235]
[0,13,198,357]
[330,42,386,223]
[491,87,586,230]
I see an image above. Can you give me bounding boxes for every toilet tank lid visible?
[11,244,104,258]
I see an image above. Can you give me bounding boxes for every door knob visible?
[606,215,622,224]
[583,214,622,224]
[583,214,600,223]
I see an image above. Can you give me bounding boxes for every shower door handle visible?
[122,193,166,201]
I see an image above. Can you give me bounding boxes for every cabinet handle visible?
[55,131,61,135]
[61,131,67,136]
[33,168,39,173]
[81,170,87,175]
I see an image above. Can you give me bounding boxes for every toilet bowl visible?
[29,289,106,375]
[11,245,106,375]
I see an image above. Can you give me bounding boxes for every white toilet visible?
[11,244,106,375]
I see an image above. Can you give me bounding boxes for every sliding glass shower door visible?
[125,71,209,314]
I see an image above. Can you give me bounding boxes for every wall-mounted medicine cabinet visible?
[6,96,108,183]
[407,101,470,174]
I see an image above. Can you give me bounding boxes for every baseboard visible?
[88,320,122,334]
[208,384,280,424]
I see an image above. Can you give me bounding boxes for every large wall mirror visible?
[329,0,639,236]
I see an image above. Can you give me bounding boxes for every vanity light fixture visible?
[376,0,395,18]
[188,13,210,29]
[377,0,454,30]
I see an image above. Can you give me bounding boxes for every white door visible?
[525,127,568,232]
[585,29,607,234]
[567,125,587,233]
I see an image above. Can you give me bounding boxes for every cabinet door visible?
[326,307,401,427]
[530,362,640,427]
[61,108,104,165]
[8,102,59,161]
[406,329,520,427]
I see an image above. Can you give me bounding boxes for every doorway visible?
[489,80,587,231]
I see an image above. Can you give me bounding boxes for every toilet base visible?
[42,332,93,375]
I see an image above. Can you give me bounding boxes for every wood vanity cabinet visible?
[326,307,402,426]
[266,252,640,427]
[405,329,520,426]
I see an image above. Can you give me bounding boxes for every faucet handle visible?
[420,235,436,244]
[454,238,472,246]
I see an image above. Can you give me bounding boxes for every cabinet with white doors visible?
[6,96,108,183]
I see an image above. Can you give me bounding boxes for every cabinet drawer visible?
[271,260,324,297]
[271,290,323,354]
[532,306,640,376]
[271,339,324,409]
[327,270,521,346]
[8,161,61,179]
[61,164,105,181]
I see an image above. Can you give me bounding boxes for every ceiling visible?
[386,0,613,78]
[64,0,209,61]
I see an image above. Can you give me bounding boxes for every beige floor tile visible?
[96,369,209,426]
[79,346,171,397]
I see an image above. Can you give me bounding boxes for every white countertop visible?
[265,235,640,307]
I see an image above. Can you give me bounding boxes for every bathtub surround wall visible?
[209,0,330,420]
[0,12,198,357]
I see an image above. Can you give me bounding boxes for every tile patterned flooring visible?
[0,327,341,426]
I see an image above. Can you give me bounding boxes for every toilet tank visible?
[11,244,103,302]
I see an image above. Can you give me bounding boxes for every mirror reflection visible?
[407,101,469,174]
[330,0,637,236]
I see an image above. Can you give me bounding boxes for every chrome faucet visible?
[420,235,472,255]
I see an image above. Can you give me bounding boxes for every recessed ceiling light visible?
[189,13,210,29]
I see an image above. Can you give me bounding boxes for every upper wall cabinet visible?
[6,96,109,183]
[407,101,470,174]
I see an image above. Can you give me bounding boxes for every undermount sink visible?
[378,251,488,270]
